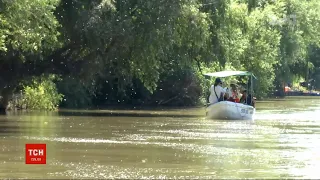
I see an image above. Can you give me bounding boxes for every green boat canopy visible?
[204,70,256,78]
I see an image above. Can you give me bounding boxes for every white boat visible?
[204,70,256,120]
[206,101,255,120]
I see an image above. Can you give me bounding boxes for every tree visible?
[54,0,213,106]
[273,0,320,94]
[0,0,60,110]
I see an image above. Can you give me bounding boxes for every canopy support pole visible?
[250,75,253,106]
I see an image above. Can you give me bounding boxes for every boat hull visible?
[206,101,255,120]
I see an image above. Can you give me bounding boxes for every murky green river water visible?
[1,97,320,179]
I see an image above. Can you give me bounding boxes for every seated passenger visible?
[227,82,240,103]
[239,90,256,107]
[239,90,248,103]
[209,78,227,104]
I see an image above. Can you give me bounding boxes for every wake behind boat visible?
[204,70,256,120]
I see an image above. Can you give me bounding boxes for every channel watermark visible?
[268,14,297,26]
[25,144,47,164]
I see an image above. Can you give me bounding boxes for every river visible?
[0,97,320,179]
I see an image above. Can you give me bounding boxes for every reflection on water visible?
[0,97,320,179]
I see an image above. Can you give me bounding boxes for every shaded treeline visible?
[1,0,320,110]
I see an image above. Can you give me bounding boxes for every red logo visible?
[25,144,46,164]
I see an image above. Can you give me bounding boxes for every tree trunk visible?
[0,86,14,114]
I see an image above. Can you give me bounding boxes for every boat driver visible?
[209,78,228,104]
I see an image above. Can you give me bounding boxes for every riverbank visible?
[285,92,320,96]
[4,95,320,114]
[273,90,320,97]
[4,96,320,118]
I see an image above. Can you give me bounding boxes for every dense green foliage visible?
[1,0,320,110]
[19,75,63,110]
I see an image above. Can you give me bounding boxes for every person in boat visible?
[239,90,248,103]
[227,81,240,103]
[209,78,228,104]
[239,90,256,107]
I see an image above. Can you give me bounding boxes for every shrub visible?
[22,75,63,110]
